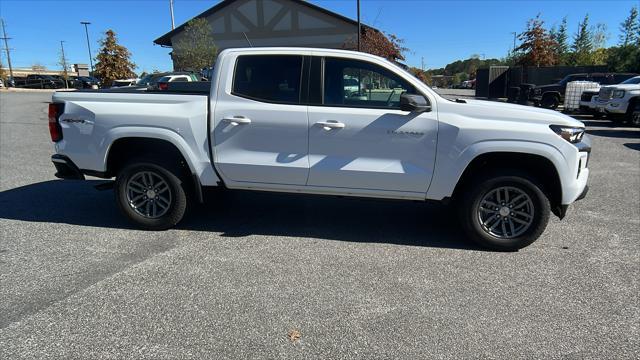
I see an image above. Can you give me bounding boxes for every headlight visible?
[550,125,585,143]
[534,88,541,95]
[612,90,625,98]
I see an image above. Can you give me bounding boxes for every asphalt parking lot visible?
[0,91,638,359]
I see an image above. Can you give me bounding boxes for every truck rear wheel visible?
[115,161,187,230]
[459,171,550,251]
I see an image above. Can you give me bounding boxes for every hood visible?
[602,84,640,91]
[441,98,584,128]
[535,83,560,90]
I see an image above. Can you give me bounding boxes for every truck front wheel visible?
[115,161,188,230]
[540,94,560,110]
[459,171,550,251]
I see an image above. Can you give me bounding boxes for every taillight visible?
[158,82,168,90]
[48,103,64,142]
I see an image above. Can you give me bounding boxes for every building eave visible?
[153,0,377,47]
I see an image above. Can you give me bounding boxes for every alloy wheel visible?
[477,186,535,239]
[126,171,172,219]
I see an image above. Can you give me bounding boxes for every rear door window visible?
[232,55,303,104]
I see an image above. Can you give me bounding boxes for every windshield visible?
[621,76,640,84]
[136,74,154,85]
[344,78,359,87]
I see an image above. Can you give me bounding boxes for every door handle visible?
[315,120,345,131]
[222,116,252,125]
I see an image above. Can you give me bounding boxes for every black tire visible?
[632,110,640,127]
[458,171,551,251]
[115,161,188,230]
[540,94,560,110]
[626,99,638,126]
[609,113,627,125]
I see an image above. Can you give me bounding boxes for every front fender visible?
[427,140,568,201]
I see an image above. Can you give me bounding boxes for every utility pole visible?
[60,40,69,88]
[421,56,425,72]
[169,0,175,30]
[511,32,517,52]
[1,19,14,80]
[80,21,94,75]
[356,0,361,52]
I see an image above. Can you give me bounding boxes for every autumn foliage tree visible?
[94,29,136,87]
[172,18,218,71]
[514,14,558,66]
[343,27,407,62]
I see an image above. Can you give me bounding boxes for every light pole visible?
[169,0,175,30]
[356,0,361,52]
[80,21,94,75]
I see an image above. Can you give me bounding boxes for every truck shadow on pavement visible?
[0,180,480,250]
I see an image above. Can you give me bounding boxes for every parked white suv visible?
[48,48,590,250]
[595,76,640,125]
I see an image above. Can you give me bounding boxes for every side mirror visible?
[400,93,431,113]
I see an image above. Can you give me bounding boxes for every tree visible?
[606,45,640,73]
[550,16,569,64]
[571,14,592,65]
[58,46,69,88]
[343,27,407,62]
[619,6,639,46]
[514,14,558,66]
[408,67,429,84]
[172,18,218,71]
[0,61,6,81]
[94,29,136,87]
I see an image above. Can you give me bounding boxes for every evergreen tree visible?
[94,29,136,87]
[514,14,558,66]
[552,17,570,64]
[619,6,639,46]
[571,14,593,65]
[172,18,218,71]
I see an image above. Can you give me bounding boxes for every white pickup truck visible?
[49,48,590,250]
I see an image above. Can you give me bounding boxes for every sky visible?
[0,0,637,74]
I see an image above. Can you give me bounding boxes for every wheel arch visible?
[449,150,564,218]
[104,136,204,202]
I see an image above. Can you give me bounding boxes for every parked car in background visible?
[135,73,171,88]
[580,76,640,119]
[74,76,101,89]
[49,47,590,251]
[531,73,637,109]
[111,78,138,88]
[14,74,65,89]
[50,75,76,88]
[151,73,198,90]
[594,76,640,126]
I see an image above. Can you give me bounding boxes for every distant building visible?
[10,64,88,78]
[154,0,370,69]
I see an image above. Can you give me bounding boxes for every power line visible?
[1,18,14,79]
[60,40,69,88]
